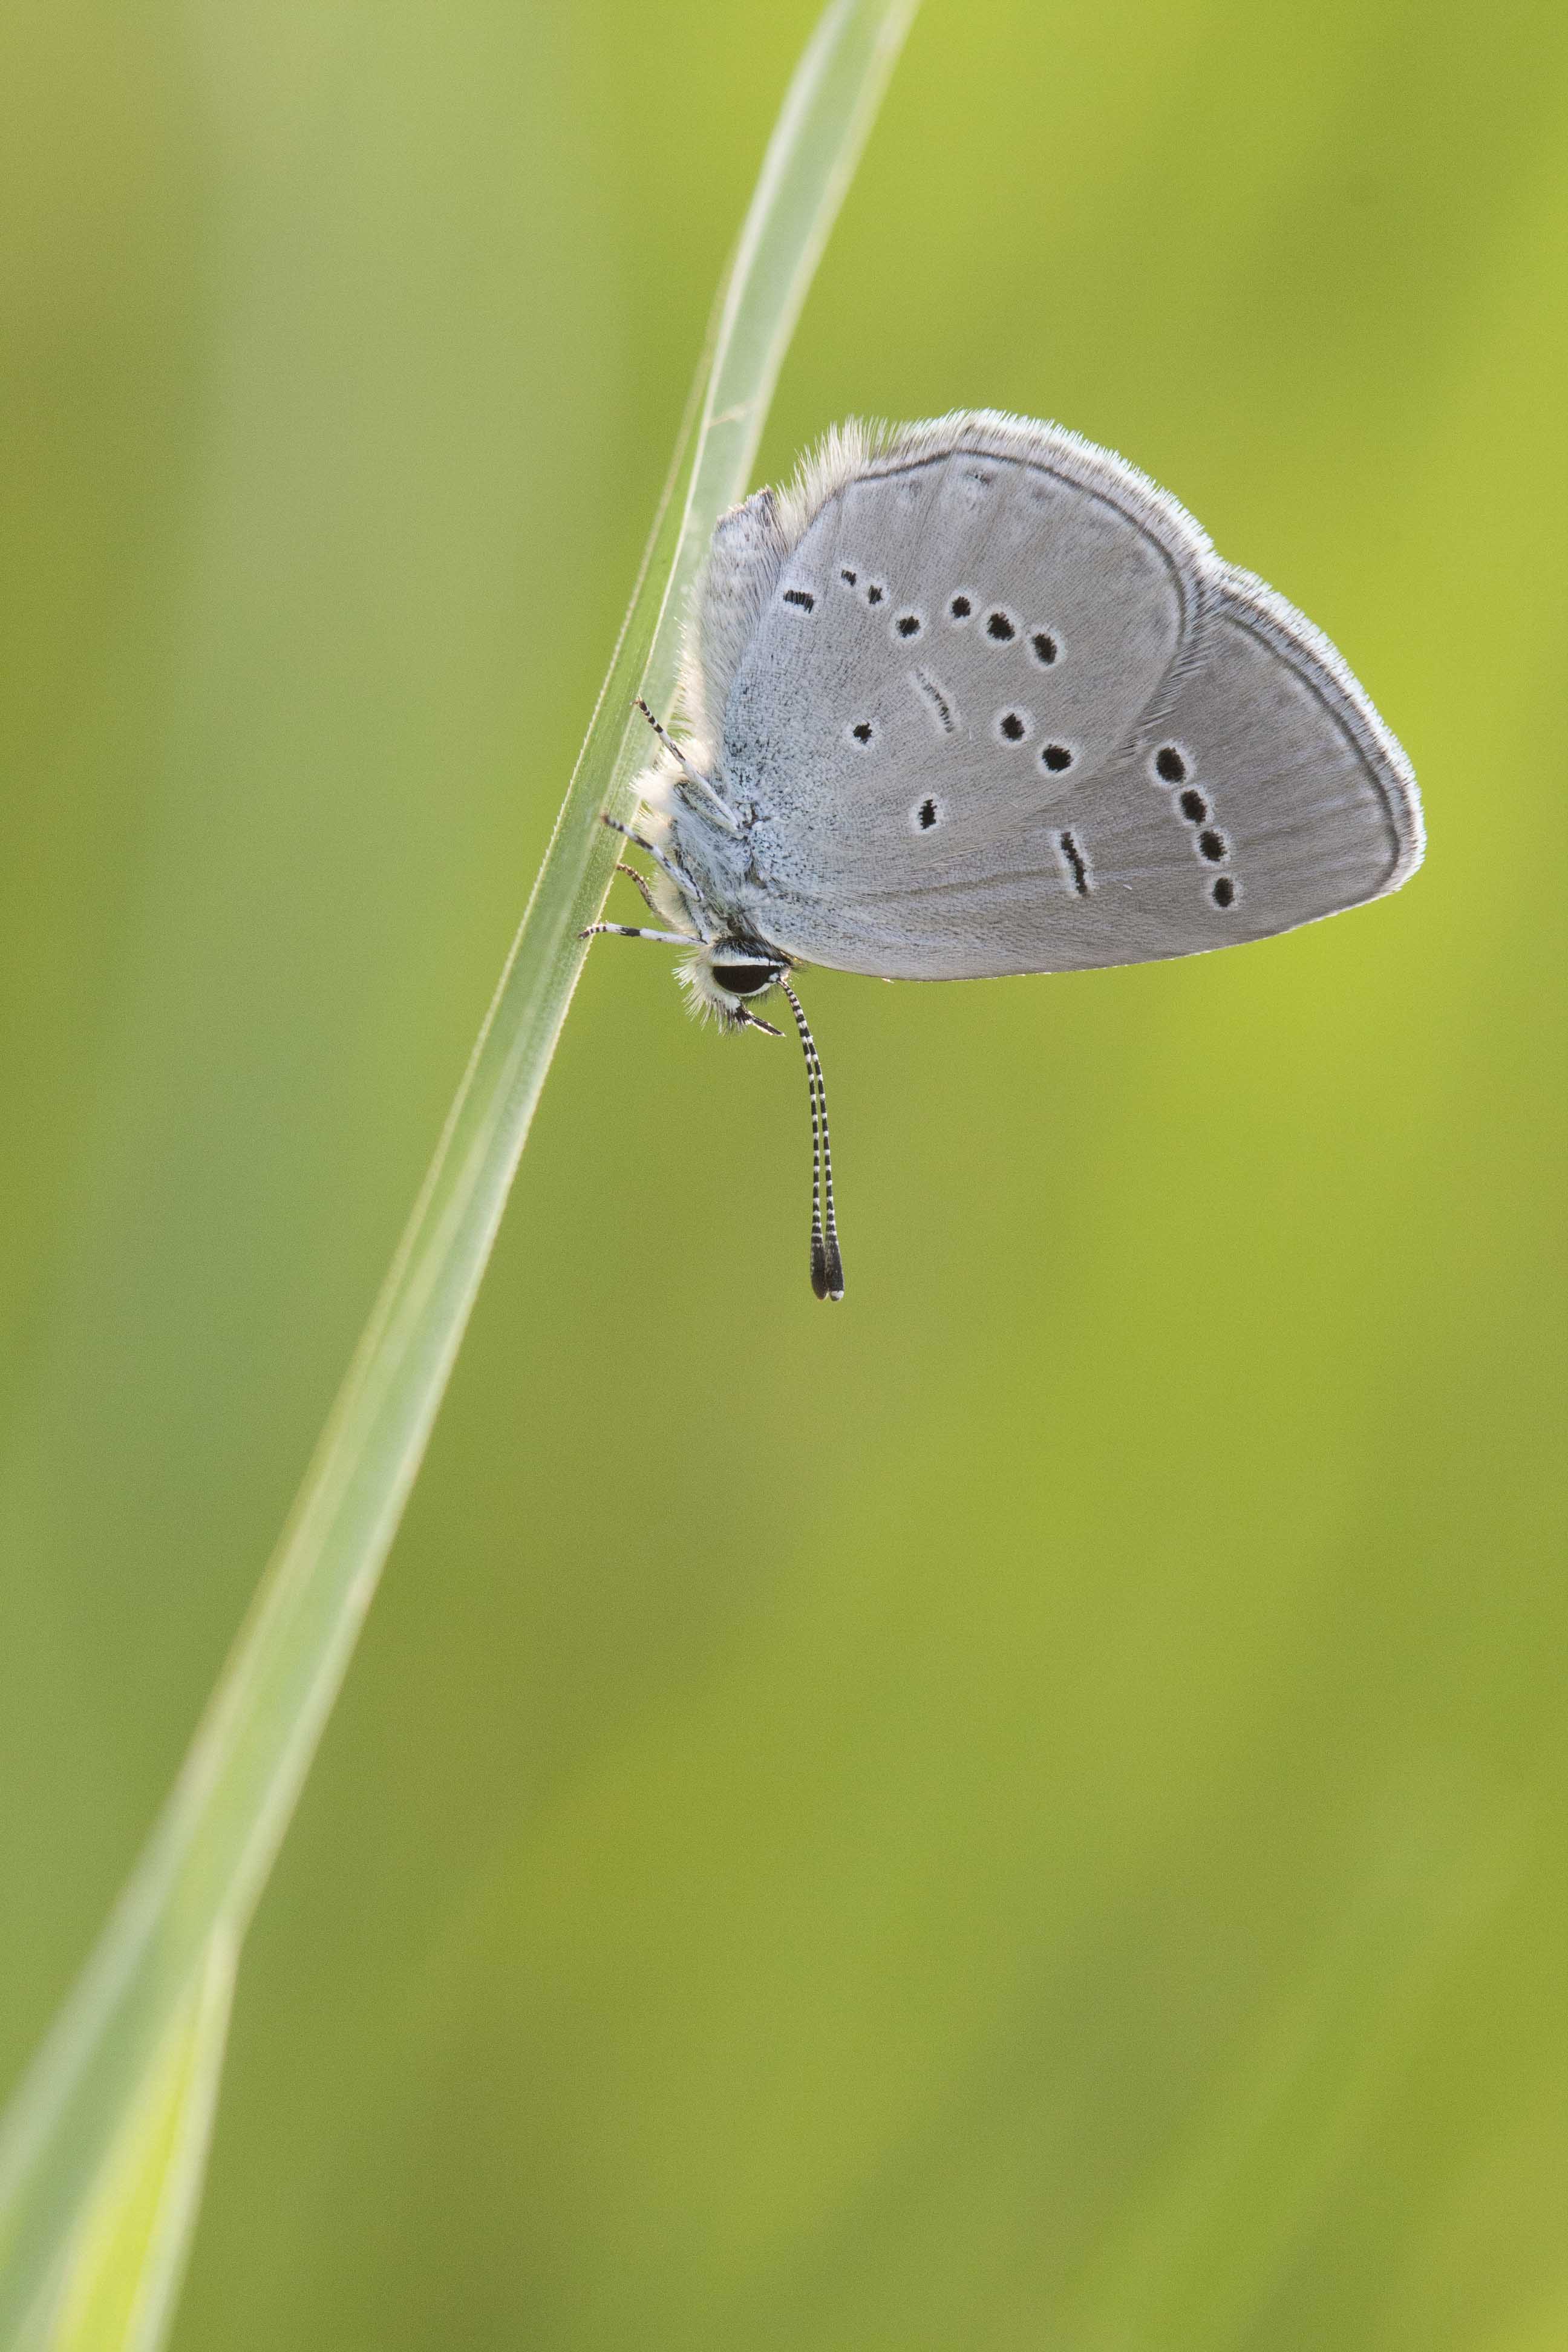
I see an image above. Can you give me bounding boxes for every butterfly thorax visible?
[633,764,795,1025]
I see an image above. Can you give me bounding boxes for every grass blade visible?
[0,0,920,2338]
[30,1936,236,2352]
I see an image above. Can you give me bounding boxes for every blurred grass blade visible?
[25,1936,236,2352]
[1057,1794,1517,2352]
[0,0,920,2339]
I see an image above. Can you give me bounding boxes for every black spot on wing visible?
[1057,831,1091,896]
[910,669,958,734]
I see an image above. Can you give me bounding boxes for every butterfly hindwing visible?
[1143,564,1422,930]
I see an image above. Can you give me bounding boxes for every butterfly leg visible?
[615,860,662,916]
[632,697,740,834]
[600,814,707,927]
[578,922,698,946]
[601,814,701,893]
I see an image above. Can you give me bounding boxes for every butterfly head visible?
[682,942,790,1034]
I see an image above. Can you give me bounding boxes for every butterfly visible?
[584,411,1423,1299]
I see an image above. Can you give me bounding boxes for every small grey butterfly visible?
[584,411,1423,1301]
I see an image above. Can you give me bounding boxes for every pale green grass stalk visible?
[39,1937,235,2352]
[0,2,920,2339]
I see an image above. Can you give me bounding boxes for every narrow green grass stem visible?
[0,1,919,2336]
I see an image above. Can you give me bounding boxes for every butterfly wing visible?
[709,413,1420,979]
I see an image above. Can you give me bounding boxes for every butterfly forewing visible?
[722,431,1202,913]
[705,414,1419,980]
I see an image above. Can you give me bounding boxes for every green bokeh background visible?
[2,1,1565,2345]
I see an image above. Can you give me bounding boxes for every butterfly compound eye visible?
[711,962,779,999]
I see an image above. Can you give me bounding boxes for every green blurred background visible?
[2,0,1565,2344]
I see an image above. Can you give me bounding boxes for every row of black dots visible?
[799,570,1063,672]
[1152,744,1238,910]
[770,575,906,758]
[949,593,1059,668]
[991,706,1075,775]
[852,705,1073,773]
[838,566,889,609]
[841,567,925,642]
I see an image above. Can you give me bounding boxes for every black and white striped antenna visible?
[780,978,844,1302]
